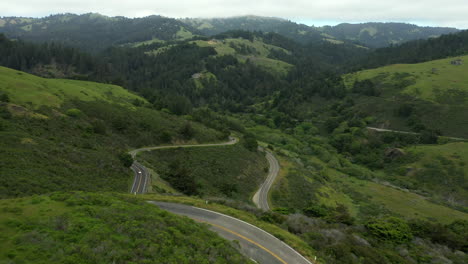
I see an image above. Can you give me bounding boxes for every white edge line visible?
[189,206,313,264]
[130,164,138,193]
[129,137,238,194]
[142,166,148,193]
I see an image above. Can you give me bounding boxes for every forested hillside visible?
[181,16,458,47]
[359,29,468,69]
[321,22,459,48]
[0,13,199,52]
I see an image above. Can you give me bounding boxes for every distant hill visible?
[0,13,199,52]
[321,22,459,48]
[181,16,458,47]
[360,29,468,68]
[0,13,457,52]
[180,16,325,44]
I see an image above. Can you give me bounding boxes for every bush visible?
[118,152,134,167]
[303,204,330,218]
[243,133,258,151]
[180,122,195,140]
[365,217,413,244]
[65,108,83,118]
[0,93,9,102]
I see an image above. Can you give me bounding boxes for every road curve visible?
[150,201,313,264]
[253,149,280,211]
[128,137,238,194]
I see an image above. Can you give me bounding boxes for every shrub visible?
[118,152,134,167]
[243,133,258,151]
[0,93,9,102]
[365,217,413,244]
[65,108,83,118]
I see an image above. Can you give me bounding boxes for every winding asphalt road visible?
[130,161,149,194]
[129,137,238,194]
[151,201,313,264]
[130,139,313,263]
[253,149,280,211]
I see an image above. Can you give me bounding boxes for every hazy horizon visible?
[1,0,467,29]
[0,12,464,30]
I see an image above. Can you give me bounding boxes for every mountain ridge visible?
[0,13,459,51]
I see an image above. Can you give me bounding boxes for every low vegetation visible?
[0,192,252,263]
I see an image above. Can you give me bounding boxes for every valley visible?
[0,9,467,264]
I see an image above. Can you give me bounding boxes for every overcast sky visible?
[1,0,467,29]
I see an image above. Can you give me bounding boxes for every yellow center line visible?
[194,218,288,264]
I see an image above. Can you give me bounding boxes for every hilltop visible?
[181,16,458,47]
[0,13,199,52]
[0,13,459,52]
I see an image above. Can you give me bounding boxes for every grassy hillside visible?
[0,67,225,198]
[139,140,268,202]
[382,142,468,209]
[0,66,143,109]
[344,55,468,103]
[0,192,251,263]
[343,55,468,138]
[182,38,292,75]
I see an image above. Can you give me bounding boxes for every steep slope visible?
[0,66,225,198]
[0,13,199,52]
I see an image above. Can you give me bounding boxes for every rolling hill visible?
[181,16,458,47]
[344,55,468,138]
[321,22,459,48]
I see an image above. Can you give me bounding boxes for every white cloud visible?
[1,0,467,28]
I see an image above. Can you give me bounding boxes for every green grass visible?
[378,142,468,209]
[327,168,468,224]
[175,26,196,40]
[0,66,144,109]
[130,37,164,47]
[406,142,468,175]
[344,55,468,104]
[0,192,252,263]
[342,56,468,138]
[191,38,293,75]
